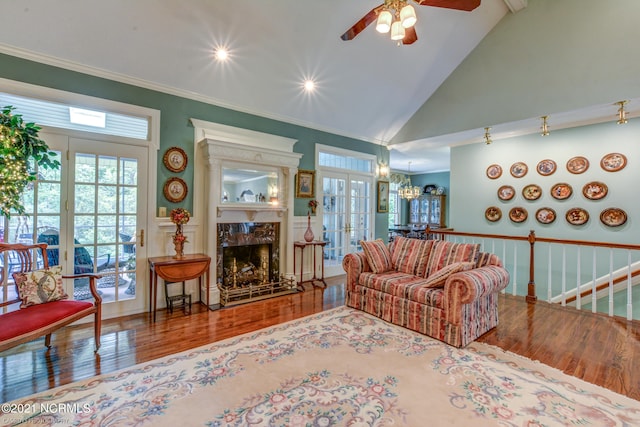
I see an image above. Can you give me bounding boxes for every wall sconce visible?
[540,115,550,136]
[484,127,492,145]
[615,100,628,124]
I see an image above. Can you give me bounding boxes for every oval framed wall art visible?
[498,185,515,201]
[600,153,627,172]
[163,146,188,173]
[566,207,589,226]
[510,162,528,178]
[551,183,572,200]
[536,159,557,176]
[582,181,608,200]
[163,177,188,203]
[485,206,502,222]
[566,156,589,174]
[535,207,556,224]
[509,207,528,223]
[486,164,502,179]
[600,208,627,227]
[522,184,542,201]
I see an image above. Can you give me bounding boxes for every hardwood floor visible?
[2,277,639,403]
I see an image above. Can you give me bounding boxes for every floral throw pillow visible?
[360,239,393,274]
[12,265,67,308]
[421,261,475,288]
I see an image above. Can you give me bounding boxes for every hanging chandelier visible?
[375,0,417,42]
[398,161,421,201]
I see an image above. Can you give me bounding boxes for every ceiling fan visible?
[340,0,481,45]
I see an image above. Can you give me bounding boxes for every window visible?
[318,151,374,174]
[0,92,149,140]
[388,182,401,228]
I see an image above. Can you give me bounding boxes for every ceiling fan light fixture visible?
[376,10,392,33]
[400,4,417,28]
[390,20,405,40]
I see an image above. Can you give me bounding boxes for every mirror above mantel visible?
[222,167,279,204]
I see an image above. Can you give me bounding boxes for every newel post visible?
[526,230,538,303]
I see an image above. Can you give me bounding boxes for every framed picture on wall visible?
[377,181,389,213]
[295,169,315,198]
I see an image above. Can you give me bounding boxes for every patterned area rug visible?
[3,306,639,426]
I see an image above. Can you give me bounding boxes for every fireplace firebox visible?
[217,222,296,306]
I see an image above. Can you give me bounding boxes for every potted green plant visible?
[0,106,60,219]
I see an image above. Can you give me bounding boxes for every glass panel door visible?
[1,133,148,319]
[322,172,372,276]
[69,138,147,317]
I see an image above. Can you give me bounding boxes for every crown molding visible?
[0,43,385,146]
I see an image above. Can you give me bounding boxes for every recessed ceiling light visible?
[303,80,315,92]
[214,48,229,61]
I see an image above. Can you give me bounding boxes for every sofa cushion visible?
[476,252,503,268]
[359,271,445,308]
[390,237,434,276]
[424,241,480,277]
[421,261,475,288]
[360,239,393,273]
[12,266,67,308]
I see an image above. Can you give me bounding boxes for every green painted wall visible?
[0,52,389,240]
[450,118,640,314]
[394,0,640,143]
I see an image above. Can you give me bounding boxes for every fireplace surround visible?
[194,120,303,307]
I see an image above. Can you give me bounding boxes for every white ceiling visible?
[0,0,555,174]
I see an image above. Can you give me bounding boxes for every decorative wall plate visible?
[423,184,437,194]
[486,164,502,179]
[509,207,528,223]
[582,181,608,200]
[551,183,572,200]
[163,177,188,203]
[510,162,528,178]
[600,153,627,172]
[566,156,589,174]
[522,184,542,201]
[600,208,627,227]
[536,207,556,224]
[497,185,515,201]
[536,159,557,176]
[485,206,502,222]
[163,147,188,173]
[566,207,589,225]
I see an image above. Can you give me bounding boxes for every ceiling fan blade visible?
[415,0,481,12]
[340,5,384,41]
[402,26,418,45]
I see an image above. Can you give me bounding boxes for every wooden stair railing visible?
[424,226,640,310]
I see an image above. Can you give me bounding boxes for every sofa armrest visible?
[342,252,371,292]
[444,265,510,323]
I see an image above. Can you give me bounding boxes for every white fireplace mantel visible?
[216,205,287,221]
[192,120,303,307]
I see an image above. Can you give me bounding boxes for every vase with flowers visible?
[170,208,190,258]
[308,199,319,215]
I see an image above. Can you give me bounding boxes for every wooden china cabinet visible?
[409,194,446,228]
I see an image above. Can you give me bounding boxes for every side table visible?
[293,240,327,289]
[148,253,211,322]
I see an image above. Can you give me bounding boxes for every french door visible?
[3,131,148,318]
[322,172,373,276]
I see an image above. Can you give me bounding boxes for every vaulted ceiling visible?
[0,0,522,172]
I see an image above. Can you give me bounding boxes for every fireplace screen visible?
[217,222,280,288]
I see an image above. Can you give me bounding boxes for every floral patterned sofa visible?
[342,237,510,347]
